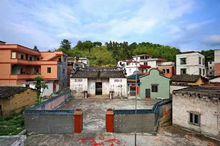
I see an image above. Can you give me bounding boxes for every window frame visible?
[189,112,201,126]
[180,58,186,65]
[47,67,52,73]
[180,68,187,75]
[151,84,158,92]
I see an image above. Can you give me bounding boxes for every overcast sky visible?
[0,0,220,51]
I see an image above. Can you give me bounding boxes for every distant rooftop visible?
[171,74,203,83]
[178,51,201,55]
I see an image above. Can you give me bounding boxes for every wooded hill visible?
[58,39,214,67]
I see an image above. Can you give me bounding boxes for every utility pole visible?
[134,61,138,146]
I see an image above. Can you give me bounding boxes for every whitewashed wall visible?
[109,78,127,97]
[173,94,220,138]
[70,78,88,92]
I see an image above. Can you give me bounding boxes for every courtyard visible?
[60,98,155,133]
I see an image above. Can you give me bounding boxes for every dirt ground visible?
[60,98,154,133]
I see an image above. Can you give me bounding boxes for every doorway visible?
[95,82,102,95]
[145,89,150,98]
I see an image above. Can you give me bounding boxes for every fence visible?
[106,99,172,133]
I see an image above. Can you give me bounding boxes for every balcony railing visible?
[10,74,40,80]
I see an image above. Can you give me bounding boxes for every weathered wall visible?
[0,89,37,117]
[24,90,75,134]
[112,99,172,133]
[114,111,155,133]
[24,110,74,134]
[109,78,127,97]
[173,93,220,139]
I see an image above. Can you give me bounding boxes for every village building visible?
[0,43,68,96]
[214,49,220,76]
[70,68,127,98]
[158,62,175,78]
[172,86,220,139]
[207,61,215,77]
[127,74,141,97]
[139,69,170,99]
[117,60,140,76]
[176,52,206,77]
[170,74,206,93]
[0,87,37,117]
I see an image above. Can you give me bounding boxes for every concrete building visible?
[139,69,170,99]
[70,68,127,98]
[176,52,206,77]
[209,77,220,85]
[207,61,215,77]
[117,60,140,76]
[214,49,220,76]
[0,43,68,96]
[173,86,220,139]
[0,87,37,117]
[158,62,175,78]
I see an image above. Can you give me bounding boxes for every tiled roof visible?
[0,87,29,99]
[171,75,202,83]
[72,69,125,78]
[173,86,220,100]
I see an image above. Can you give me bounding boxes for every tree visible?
[34,76,48,103]
[33,45,39,51]
[60,39,71,50]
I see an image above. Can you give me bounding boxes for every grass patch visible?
[0,114,24,136]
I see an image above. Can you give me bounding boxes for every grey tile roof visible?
[72,69,125,78]
[171,75,202,83]
[173,86,220,100]
[0,86,28,99]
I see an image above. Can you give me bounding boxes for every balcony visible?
[10,74,40,80]
[10,59,58,65]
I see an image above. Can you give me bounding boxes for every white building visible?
[70,68,127,98]
[207,61,215,77]
[173,86,220,139]
[176,52,206,77]
[117,60,140,76]
[214,49,220,76]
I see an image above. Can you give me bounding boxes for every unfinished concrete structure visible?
[173,86,220,139]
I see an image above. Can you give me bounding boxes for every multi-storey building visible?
[0,42,67,96]
[214,49,220,76]
[207,61,215,77]
[176,52,206,77]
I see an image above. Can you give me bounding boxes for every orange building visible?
[0,42,67,96]
[157,62,175,78]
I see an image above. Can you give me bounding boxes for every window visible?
[199,68,202,75]
[20,54,24,60]
[180,68,187,75]
[166,69,170,73]
[189,112,200,126]
[163,69,166,74]
[199,57,201,64]
[203,69,205,75]
[11,52,16,59]
[47,67,51,73]
[180,58,186,65]
[151,84,158,92]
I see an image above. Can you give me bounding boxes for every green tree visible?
[34,76,48,103]
[60,39,71,50]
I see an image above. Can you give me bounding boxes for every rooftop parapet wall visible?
[24,89,76,134]
[111,99,172,133]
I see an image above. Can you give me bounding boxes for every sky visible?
[0,0,220,51]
